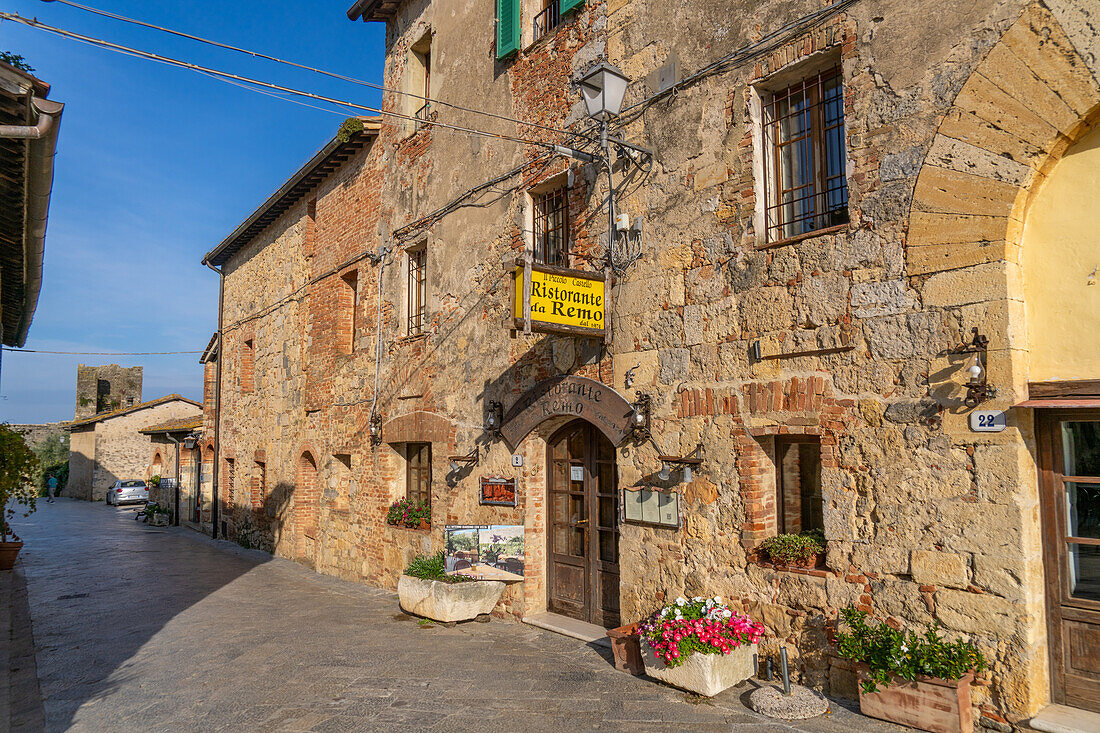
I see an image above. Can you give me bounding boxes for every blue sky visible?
[0,1,385,423]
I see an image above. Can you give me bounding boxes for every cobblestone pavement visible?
[10,499,910,732]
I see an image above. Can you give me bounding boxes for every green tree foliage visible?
[0,52,34,72]
[0,425,39,541]
[31,432,69,495]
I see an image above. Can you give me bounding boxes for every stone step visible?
[523,611,611,648]
[1028,704,1100,733]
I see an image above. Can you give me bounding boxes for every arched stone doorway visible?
[546,420,620,627]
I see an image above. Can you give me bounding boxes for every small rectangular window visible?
[338,270,358,354]
[776,437,823,534]
[406,442,431,507]
[410,33,432,130]
[407,246,427,335]
[252,460,265,509]
[305,198,317,257]
[533,186,569,266]
[241,338,255,393]
[224,458,235,505]
[762,66,848,242]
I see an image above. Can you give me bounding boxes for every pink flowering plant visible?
[639,596,764,667]
[386,498,430,528]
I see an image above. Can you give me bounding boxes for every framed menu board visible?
[479,477,518,506]
[621,486,680,528]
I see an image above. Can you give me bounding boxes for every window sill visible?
[397,332,429,346]
[750,559,833,578]
[387,521,431,533]
[756,223,849,251]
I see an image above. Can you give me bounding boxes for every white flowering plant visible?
[639,596,763,668]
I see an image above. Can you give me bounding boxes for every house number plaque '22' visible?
[969,410,1007,433]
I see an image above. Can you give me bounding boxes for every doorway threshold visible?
[1029,704,1100,733]
[523,611,611,648]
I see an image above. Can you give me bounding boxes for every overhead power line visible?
[1,347,203,355]
[40,0,590,143]
[0,12,587,153]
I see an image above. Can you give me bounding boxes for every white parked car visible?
[106,480,148,506]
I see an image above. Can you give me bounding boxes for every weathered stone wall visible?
[208,0,1100,725]
[92,402,202,498]
[11,422,68,449]
[74,364,142,420]
[65,426,95,500]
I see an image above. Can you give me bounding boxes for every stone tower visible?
[74,364,142,420]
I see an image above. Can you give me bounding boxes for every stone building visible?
[140,415,204,526]
[66,395,201,501]
[203,0,1100,725]
[74,363,143,420]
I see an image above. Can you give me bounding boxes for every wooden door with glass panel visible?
[547,421,620,627]
[1039,411,1100,712]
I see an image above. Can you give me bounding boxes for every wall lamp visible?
[631,393,651,439]
[448,446,479,473]
[954,328,997,408]
[657,445,703,483]
[368,412,383,445]
[484,400,503,436]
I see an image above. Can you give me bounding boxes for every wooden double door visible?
[547,421,620,628]
[1038,411,1100,712]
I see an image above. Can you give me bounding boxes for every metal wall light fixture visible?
[368,412,383,445]
[631,393,651,439]
[484,400,503,436]
[183,433,198,450]
[954,328,997,408]
[657,445,704,483]
[448,446,479,473]
[578,61,630,122]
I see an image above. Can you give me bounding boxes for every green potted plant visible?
[0,425,39,570]
[397,551,506,623]
[637,596,764,696]
[836,606,986,733]
[759,529,825,568]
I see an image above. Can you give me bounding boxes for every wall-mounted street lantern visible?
[448,446,479,473]
[183,433,198,450]
[484,401,503,436]
[657,445,703,483]
[578,61,631,121]
[368,412,383,445]
[631,393,651,439]
[954,328,997,408]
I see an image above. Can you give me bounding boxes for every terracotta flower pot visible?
[0,540,23,570]
[856,665,974,733]
[606,622,644,675]
[417,519,430,530]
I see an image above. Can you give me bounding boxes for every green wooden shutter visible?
[559,0,585,15]
[496,0,520,59]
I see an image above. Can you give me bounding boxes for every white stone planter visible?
[640,641,757,697]
[397,575,506,623]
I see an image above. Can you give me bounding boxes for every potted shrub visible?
[0,424,39,570]
[139,503,171,526]
[836,606,986,733]
[397,551,506,622]
[386,498,430,529]
[759,530,825,568]
[638,596,763,696]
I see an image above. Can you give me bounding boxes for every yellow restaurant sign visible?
[513,265,606,336]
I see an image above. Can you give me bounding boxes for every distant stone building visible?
[202,0,1100,725]
[74,364,143,420]
[66,395,201,501]
[11,422,68,449]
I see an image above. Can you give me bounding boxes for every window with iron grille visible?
[533,186,569,266]
[407,246,427,335]
[532,0,561,42]
[406,442,431,507]
[762,66,848,243]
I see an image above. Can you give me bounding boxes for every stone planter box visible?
[640,641,757,697]
[857,666,974,733]
[397,575,505,623]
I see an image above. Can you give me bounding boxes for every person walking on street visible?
[47,475,57,503]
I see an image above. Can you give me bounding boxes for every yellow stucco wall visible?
[1022,123,1100,382]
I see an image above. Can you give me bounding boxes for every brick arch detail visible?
[294,448,321,557]
[906,2,1100,279]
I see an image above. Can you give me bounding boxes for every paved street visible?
[7,499,908,732]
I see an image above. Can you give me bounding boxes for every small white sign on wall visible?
[570,465,585,482]
[969,410,1007,432]
[511,454,523,467]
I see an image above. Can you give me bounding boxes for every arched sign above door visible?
[500,375,635,450]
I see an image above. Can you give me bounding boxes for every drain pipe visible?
[164,432,182,527]
[202,260,225,539]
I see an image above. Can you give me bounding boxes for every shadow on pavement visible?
[8,497,279,731]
